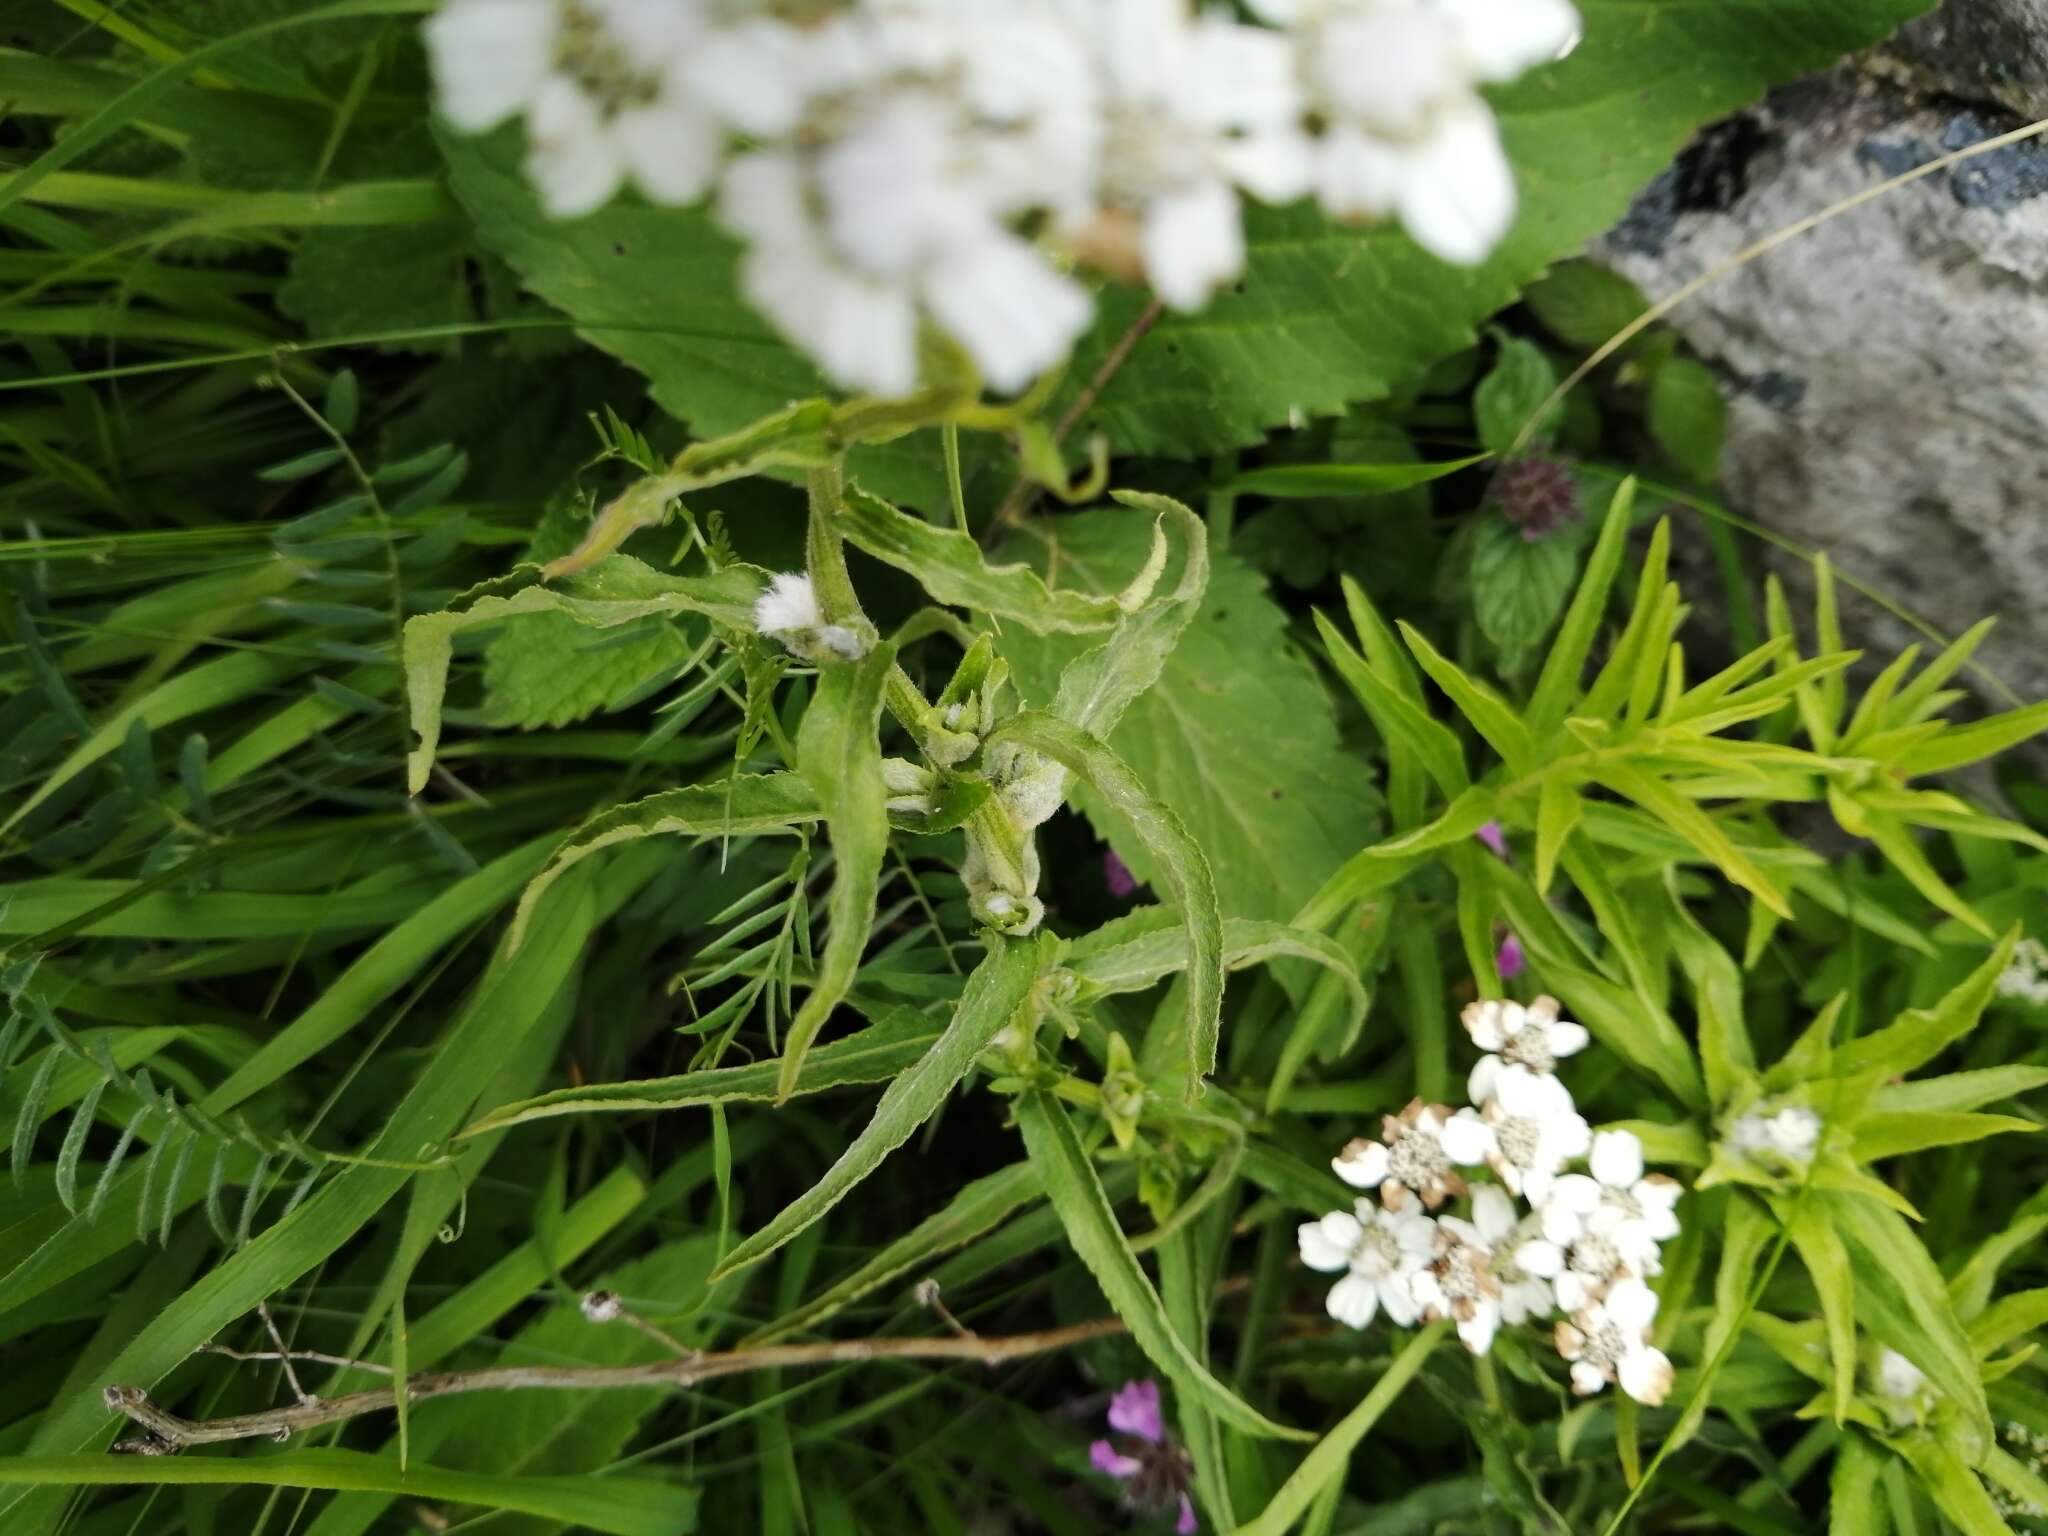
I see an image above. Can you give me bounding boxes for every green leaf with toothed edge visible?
[1012,1089,1309,1444]
[780,643,896,1101]
[710,934,1047,1281]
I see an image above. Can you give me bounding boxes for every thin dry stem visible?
[106,1315,1128,1450]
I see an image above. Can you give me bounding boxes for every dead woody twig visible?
[104,1305,1130,1452]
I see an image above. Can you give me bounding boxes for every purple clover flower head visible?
[1475,820,1508,859]
[1497,933,1526,980]
[1091,1379,1197,1531]
[1491,457,1581,542]
[1104,849,1139,899]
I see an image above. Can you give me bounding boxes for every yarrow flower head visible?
[1995,936,2048,1005]
[1554,1276,1674,1404]
[1090,1380,1197,1534]
[1300,992,1683,1398]
[426,0,723,217]
[1463,994,1590,1105]
[1334,1098,1468,1211]
[1298,1199,1435,1329]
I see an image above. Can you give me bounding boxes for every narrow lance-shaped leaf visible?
[1315,610,1467,800]
[780,642,895,1101]
[508,774,822,948]
[462,1006,942,1137]
[1825,927,2018,1081]
[403,557,761,793]
[1397,621,1535,772]
[1526,476,1635,732]
[1783,1201,1857,1423]
[711,935,1045,1280]
[991,712,1222,1090]
[1065,907,1366,1032]
[1012,1089,1307,1442]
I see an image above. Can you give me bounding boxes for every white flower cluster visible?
[1996,935,2048,1006]
[1299,996,1681,1404]
[426,0,1579,398]
[1727,1102,1822,1171]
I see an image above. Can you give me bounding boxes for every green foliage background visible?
[9,2,2048,1535]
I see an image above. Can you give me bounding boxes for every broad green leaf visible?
[0,1452,694,1536]
[991,712,1221,1087]
[1468,512,1579,657]
[1231,1321,1450,1534]
[1011,1090,1305,1442]
[744,1161,1043,1345]
[1852,1111,2037,1163]
[462,1005,942,1137]
[483,612,694,730]
[402,558,760,793]
[509,774,821,948]
[711,935,1044,1279]
[1473,335,1559,454]
[1647,356,1727,482]
[782,644,895,1100]
[1825,929,2018,1080]
[1001,511,1379,936]
[1523,259,1649,350]
[837,487,1127,632]
[1832,1193,1991,1453]
[1397,622,1535,770]
[1223,454,1487,497]
[1526,476,1635,732]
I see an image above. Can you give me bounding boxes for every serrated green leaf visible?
[782,644,895,1100]
[401,557,760,793]
[1012,1089,1307,1443]
[1824,929,2018,1081]
[508,774,821,947]
[1876,1065,2048,1115]
[1469,512,1579,658]
[463,1005,940,1138]
[1647,356,1727,481]
[1317,610,1467,799]
[1001,512,1379,937]
[1592,759,1790,917]
[1852,1111,2037,1163]
[991,711,1220,1087]
[1474,335,1560,454]
[483,613,694,730]
[1524,259,1650,350]
[1397,621,1535,771]
[712,936,1044,1279]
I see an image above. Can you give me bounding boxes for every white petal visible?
[685,18,820,139]
[613,100,722,206]
[1467,1054,1503,1107]
[426,0,556,132]
[1457,1302,1500,1355]
[1590,1130,1645,1190]
[1462,999,1509,1052]
[1299,1212,1363,1272]
[1379,1273,1423,1326]
[1546,1021,1591,1057]
[1391,1210,1440,1257]
[1570,1359,1608,1396]
[1326,1272,1381,1329]
[1619,1343,1675,1406]
[1470,1184,1517,1245]
[1517,1239,1564,1278]
[1394,104,1516,266]
[1409,1270,1445,1312]
[525,79,626,219]
[1603,1278,1660,1332]
[1553,1271,1595,1313]
[1520,1166,1552,1206]
[1312,8,1464,135]
[1442,0,1583,80]
[1141,180,1245,312]
[1334,1140,1389,1190]
[922,235,1091,394]
[1551,1113,1593,1161]
[1312,127,1402,222]
[1494,1063,1558,1117]
[1439,1110,1496,1166]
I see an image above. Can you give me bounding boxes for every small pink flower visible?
[1475,821,1508,859]
[1105,850,1139,899]
[1497,933,1526,980]
[1090,1379,1197,1531]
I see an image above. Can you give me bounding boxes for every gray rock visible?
[1593,11,2048,708]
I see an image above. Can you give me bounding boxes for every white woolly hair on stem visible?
[1507,112,2048,461]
